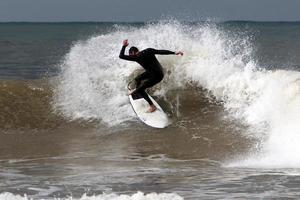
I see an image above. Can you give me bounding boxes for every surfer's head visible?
[129,46,139,56]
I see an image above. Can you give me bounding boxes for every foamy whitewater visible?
[54,21,300,169]
[0,192,183,200]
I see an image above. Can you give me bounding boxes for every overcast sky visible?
[1,0,300,22]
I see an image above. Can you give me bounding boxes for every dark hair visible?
[129,46,139,54]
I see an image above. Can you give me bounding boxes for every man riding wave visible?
[119,39,183,112]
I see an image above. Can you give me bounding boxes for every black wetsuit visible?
[119,46,175,105]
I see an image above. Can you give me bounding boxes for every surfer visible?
[119,39,183,112]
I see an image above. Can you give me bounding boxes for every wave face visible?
[53,21,300,168]
[0,80,63,130]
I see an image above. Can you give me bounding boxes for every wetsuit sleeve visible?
[119,46,136,61]
[150,48,175,55]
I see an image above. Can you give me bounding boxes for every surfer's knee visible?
[134,77,141,85]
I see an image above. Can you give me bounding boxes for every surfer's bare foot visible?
[147,105,157,113]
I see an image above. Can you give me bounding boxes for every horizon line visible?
[1,20,300,23]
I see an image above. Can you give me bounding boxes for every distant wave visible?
[0,192,183,200]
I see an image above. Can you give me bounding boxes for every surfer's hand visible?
[175,51,183,56]
[123,39,129,47]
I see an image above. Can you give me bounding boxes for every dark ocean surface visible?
[0,21,300,199]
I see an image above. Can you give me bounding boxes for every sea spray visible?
[54,21,300,167]
[227,71,300,168]
[53,21,187,126]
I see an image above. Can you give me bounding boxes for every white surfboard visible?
[129,92,170,128]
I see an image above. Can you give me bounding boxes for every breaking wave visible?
[54,21,300,168]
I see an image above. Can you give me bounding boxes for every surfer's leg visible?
[134,75,163,95]
[131,75,163,111]
[128,72,150,95]
[139,90,154,105]
[139,90,156,112]
[134,72,151,88]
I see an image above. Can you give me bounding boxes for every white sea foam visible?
[227,71,300,168]
[55,21,300,168]
[0,193,29,200]
[0,192,183,200]
[54,21,192,126]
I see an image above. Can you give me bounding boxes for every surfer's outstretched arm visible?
[119,40,137,61]
[149,48,175,55]
[150,48,183,56]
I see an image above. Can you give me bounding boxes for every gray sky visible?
[1,0,300,22]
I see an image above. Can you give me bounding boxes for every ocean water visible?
[0,21,300,199]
